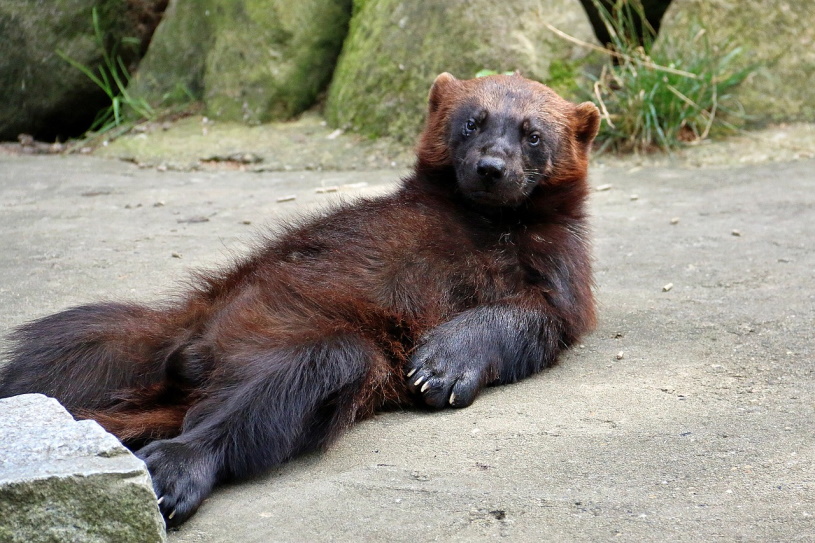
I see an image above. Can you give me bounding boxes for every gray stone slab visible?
[0,394,165,543]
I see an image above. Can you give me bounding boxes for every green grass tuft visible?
[57,8,154,137]
[584,0,755,153]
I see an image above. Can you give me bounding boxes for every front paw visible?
[406,329,497,409]
[136,438,217,527]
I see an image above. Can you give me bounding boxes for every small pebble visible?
[177,216,209,224]
[616,351,624,360]
[670,217,680,225]
[595,183,613,192]
[315,186,339,194]
[731,229,741,236]
[630,194,639,201]
[276,195,297,203]
[663,283,674,292]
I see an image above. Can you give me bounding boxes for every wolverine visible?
[0,73,601,526]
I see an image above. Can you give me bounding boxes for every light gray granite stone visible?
[0,394,165,543]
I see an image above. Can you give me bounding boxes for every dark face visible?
[448,84,559,208]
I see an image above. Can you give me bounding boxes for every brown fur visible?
[0,73,600,526]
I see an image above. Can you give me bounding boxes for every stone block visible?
[0,394,165,543]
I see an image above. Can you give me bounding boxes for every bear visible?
[0,72,600,526]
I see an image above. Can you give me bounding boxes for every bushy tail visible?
[0,302,192,445]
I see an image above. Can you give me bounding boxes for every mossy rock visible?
[325,0,600,143]
[127,0,212,107]
[130,0,352,123]
[0,1,148,141]
[656,0,815,123]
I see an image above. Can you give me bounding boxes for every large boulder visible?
[130,0,353,123]
[0,394,165,543]
[0,0,165,141]
[325,0,600,142]
[656,0,815,123]
[126,0,211,108]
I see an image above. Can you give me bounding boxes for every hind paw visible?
[137,438,217,527]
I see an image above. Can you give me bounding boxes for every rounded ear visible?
[573,102,601,148]
[427,72,459,114]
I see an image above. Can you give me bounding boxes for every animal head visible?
[416,72,600,208]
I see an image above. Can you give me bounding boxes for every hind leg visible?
[137,333,383,526]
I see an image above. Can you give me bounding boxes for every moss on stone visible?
[131,0,352,124]
[657,0,815,123]
[326,0,599,143]
[127,0,213,107]
[0,0,145,140]
[0,472,165,543]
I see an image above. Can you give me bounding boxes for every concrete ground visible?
[0,153,812,542]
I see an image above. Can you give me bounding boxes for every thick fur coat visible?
[0,73,600,526]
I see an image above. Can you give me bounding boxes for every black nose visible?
[476,157,506,182]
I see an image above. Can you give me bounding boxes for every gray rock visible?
[0,0,163,141]
[0,394,165,543]
[325,0,601,142]
[656,0,815,123]
[130,0,353,124]
[126,0,211,111]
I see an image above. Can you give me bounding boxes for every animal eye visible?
[463,119,477,136]
[528,133,541,146]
